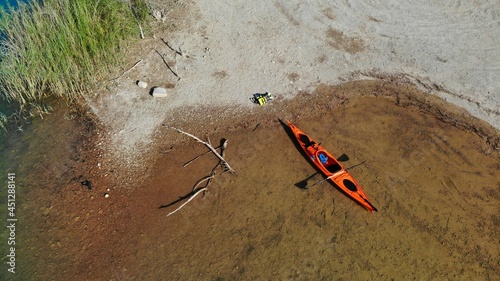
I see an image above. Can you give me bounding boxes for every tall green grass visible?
[0,0,148,129]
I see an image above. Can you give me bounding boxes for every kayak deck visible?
[287,120,377,213]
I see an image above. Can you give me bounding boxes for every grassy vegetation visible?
[0,0,149,130]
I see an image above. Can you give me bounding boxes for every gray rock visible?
[152,87,168,98]
[137,80,148,88]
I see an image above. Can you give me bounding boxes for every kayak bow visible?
[287,120,377,213]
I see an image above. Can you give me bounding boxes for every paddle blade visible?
[294,172,319,189]
[295,180,309,189]
[337,153,349,162]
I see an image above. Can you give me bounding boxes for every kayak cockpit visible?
[299,134,317,149]
[326,163,342,173]
[342,178,358,192]
[316,150,342,174]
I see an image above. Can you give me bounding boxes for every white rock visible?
[153,10,162,21]
[152,87,168,98]
[104,193,110,198]
[137,80,148,88]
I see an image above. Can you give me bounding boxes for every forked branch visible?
[163,127,236,217]
[172,127,236,174]
[166,187,207,217]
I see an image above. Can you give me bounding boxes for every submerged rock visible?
[80,179,92,190]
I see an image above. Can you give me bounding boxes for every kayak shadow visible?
[278,119,325,189]
[278,119,306,155]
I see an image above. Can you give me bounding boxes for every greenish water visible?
[0,100,20,130]
[0,102,69,280]
[0,125,27,280]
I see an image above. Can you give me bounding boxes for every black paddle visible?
[307,174,335,189]
[294,154,351,189]
[295,172,319,189]
[344,160,366,171]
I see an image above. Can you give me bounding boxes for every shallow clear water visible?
[4,82,499,280]
[137,96,498,280]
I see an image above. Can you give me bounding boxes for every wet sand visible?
[1,81,499,280]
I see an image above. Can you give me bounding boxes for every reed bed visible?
[0,0,148,129]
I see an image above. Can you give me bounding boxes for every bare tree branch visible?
[110,60,142,81]
[161,38,184,57]
[155,50,181,80]
[182,145,222,167]
[162,127,236,217]
[172,127,236,174]
[166,187,208,217]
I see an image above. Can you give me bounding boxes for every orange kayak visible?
[287,120,377,213]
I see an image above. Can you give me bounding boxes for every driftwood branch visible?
[161,38,184,57]
[166,187,207,217]
[172,127,236,174]
[192,175,215,191]
[162,127,236,217]
[183,145,222,167]
[110,60,142,81]
[164,162,217,217]
[138,21,144,39]
[128,2,144,39]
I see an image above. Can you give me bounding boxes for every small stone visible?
[153,10,162,21]
[104,193,110,198]
[137,80,148,88]
[152,87,168,98]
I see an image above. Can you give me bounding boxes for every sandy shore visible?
[90,0,499,167]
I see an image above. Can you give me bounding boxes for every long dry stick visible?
[192,174,216,191]
[164,128,235,217]
[138,22,144,39]
[166,187,207,217]
[183,144,223,167]
[194,140,227,190]
[172,127,236,174]
[155,50,181,80]
[189,140,227,192]
[161,38,184,57]
[110,60,142,81]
